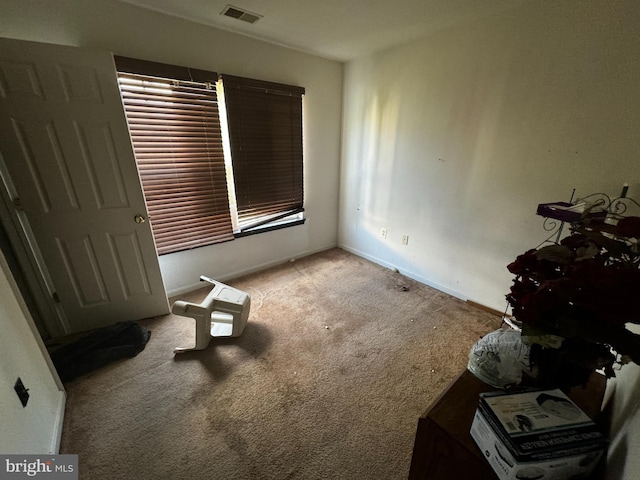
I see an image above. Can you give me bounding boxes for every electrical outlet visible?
[380,227,387,239]
[14,377,29,407]
[402,235,409,245]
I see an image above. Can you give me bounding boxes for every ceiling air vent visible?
[221,5,263,24]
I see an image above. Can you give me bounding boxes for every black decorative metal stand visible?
[536,188,640,248]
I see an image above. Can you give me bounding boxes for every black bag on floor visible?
[50,321,151,382]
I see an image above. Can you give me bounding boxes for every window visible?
[115,57,305,254]
[221,75,304,232]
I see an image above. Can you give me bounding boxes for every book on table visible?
[478,388,606,461]
[470,388,606,480]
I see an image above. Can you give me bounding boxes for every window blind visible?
[115,57,234,254]
[221,75,305,231]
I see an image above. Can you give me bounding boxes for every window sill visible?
[233,218,306,238]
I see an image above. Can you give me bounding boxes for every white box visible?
[470,409,604,480]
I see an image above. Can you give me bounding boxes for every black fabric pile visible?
[50,321,151,382]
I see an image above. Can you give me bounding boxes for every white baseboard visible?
[166,243,338,297]
[338,244,468,301]
[50,391,66,454]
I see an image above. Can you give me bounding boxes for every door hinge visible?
[52,292,60,303]
[12,197,23,211]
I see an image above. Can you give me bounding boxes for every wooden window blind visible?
[221,75,305,231]
[115,57,234,255]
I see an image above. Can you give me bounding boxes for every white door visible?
[0,37,169,334]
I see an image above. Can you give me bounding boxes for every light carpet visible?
[59,248,500,479]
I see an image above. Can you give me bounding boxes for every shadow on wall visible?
[359,92,399,235]
[607,434,629,480]
[604,362,640,480]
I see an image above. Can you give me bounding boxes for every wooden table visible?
[407,369,607,480]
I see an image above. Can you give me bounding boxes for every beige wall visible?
[340,0,640,309]
[0,250,65,453]
[0,0,343,295]
[339,1,640,477]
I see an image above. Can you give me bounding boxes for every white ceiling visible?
[116,0,527,62]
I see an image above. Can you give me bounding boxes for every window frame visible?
[115,56,306,255]
[220,74,305,234]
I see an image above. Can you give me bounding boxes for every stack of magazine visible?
[471,388,606,480]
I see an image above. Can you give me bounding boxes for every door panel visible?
[108,231,153,298]
[0,37,169,334]
[11,117,80,212]
[75,121,130,209]
[56,235,109,306]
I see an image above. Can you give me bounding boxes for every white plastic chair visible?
[172,276,250,354]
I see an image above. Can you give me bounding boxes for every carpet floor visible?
[59,248,500,479]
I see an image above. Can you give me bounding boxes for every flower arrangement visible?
[505,197,640,388]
